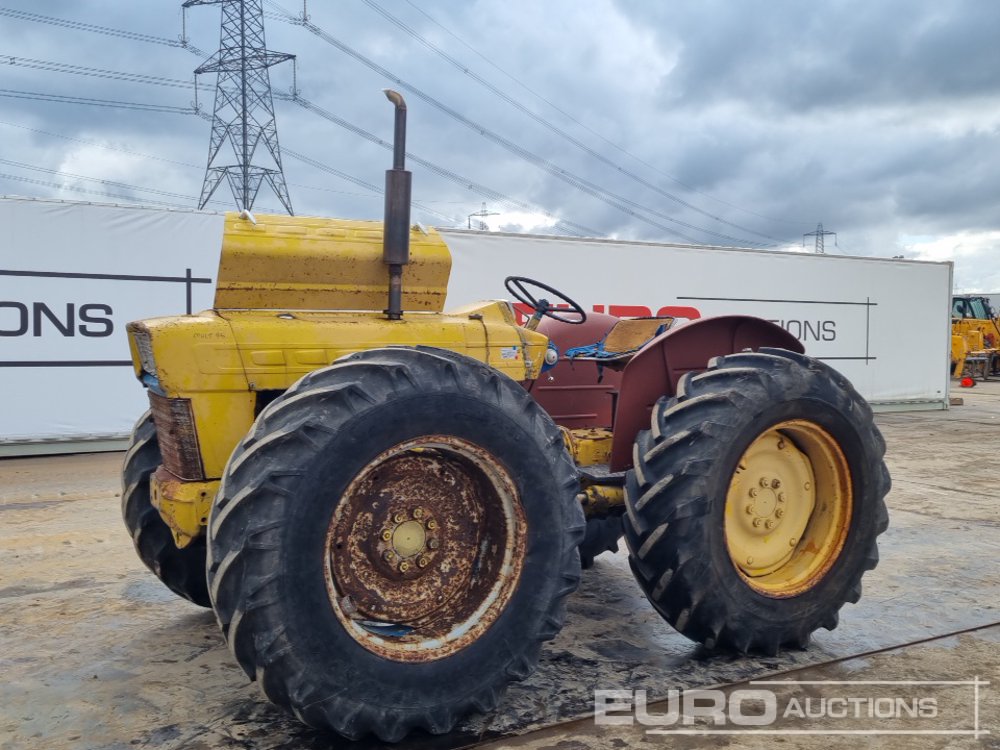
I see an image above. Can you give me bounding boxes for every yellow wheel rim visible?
[724,419,852,598]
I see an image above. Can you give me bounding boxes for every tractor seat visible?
[564,316,674,368]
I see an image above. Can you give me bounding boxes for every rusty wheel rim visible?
[326,435,527,662]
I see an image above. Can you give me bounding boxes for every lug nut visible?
[775,508,785,518]
[749,488,759,498]
[399,561,410,573]
[804,481,811,490]
[765,519,775,530]
[427,519,438,530]
[418,555,430,568]
[428,538,439,550]
[384,550,396,563]
[747,557,754,565]
[771,479,781,489]
[759,477,769,488]
[393,512,405,524]
[745,503,754,515]
[777,439,785,449]
[753,517,763,528]
[381,529,392,541]
[789,537,798,547]
[777,492,785,503]
[413,508,425,519]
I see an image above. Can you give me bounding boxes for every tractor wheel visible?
[121,412,210,607]
[623,348,890,654]
[579,514,623,569]
[207,347,584,742]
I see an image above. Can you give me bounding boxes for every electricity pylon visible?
[184,0,294,214]
[803,223,837,254]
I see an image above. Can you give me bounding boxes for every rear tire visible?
[121,412,210,607]
[623,348,889,654]
[207,347,585,742]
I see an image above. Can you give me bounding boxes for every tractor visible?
[951,294,1000,379]
[121,91,889,742]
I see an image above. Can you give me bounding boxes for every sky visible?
[1,0,999,289]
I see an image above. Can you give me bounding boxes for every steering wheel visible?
[504,276,587,326]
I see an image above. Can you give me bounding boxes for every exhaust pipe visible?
[382,89,411,321]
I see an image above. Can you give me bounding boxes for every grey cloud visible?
[0,0,998,288]
[624,0,1000,113]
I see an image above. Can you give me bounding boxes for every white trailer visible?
[0,197,952,454]
[441,230,953,411]
[0,198,220,454]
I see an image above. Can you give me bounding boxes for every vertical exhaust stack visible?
[382,89,411,321]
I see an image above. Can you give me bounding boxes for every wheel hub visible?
[391,520,426,558]
[371,509,440,580]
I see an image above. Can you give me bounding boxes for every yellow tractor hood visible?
[214,212,451,312]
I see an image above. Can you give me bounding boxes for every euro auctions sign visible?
[0,198,222,444]
[595,679,989,738]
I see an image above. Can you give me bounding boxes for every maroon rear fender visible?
[608,316,804,471]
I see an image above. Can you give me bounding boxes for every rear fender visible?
[609,315,804,471]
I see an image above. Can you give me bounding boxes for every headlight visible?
[148,393,204,480]
[133,329,156,375]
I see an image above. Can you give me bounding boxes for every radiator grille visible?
[148,392,205,480]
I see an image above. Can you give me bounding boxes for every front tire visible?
[207,347,585,741]
[623,348,889,654]
[121,412,210,607]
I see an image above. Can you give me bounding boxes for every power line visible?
[0,171,198,210]
[0,6,210,56]
[401,0,809,230]
[0,105,573,232]
[0,26,600,236]
[19,87,593,233]
[2,54,207,91]
[0,87,195,113]
[357,0,788,244]
[0,7,181,47]
[6,4,798,243]
[0,120,493,226]
[281,146,455,224]
[0,84,593,235]
[0,119,203,169]
[0,119,389,201]
[0,156,283,210]
[265,0,768,247]
[4,7,712,241]
[284,93,601,237]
